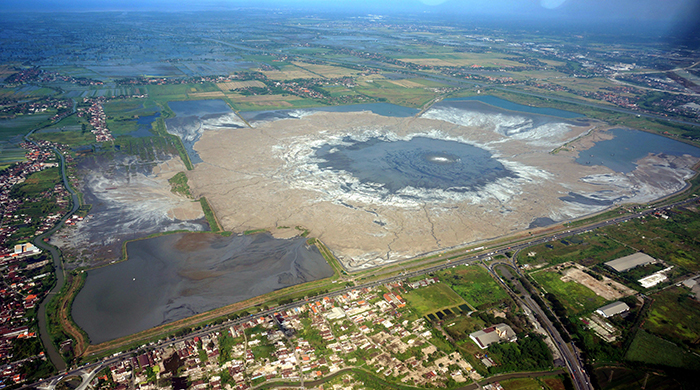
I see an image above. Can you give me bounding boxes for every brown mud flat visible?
[187,111,699,271]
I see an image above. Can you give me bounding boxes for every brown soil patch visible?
[188,91,226,98]
[217,80,266,90]
[174,232,218,252]
[561,264,636,300]
[388,79,426,88]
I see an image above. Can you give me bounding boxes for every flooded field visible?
[50,153,207,268]
[165,99,245,164]
[240,102,419,126]
[72,232,332,343]
[575,127,700,173]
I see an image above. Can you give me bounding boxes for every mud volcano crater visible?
[314,136,517,193]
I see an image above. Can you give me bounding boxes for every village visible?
[0,140,73,383]
[99,281,514,390]
[77,98,114,142]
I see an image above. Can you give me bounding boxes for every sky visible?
[2,0,699,43]
[1,0,698,21]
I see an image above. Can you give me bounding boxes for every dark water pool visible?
[72,232,332,344]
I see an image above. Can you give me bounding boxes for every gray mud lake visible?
[73,232,332,344]
[314,136,516,193]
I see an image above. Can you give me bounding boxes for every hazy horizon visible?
[3,0,699,48]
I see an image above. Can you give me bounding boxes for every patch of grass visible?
[643,287,700,351]
[354,84,436,108]
[403,283,467,317]
[625,330,700,370]
[519,232,634,267]
[593,366,682,390]
[0,113,54,142]
[151,117,192,170]
[251,344,275,360]
[443,316,486,342]
[146,83,220,99]
[439,266,509,309]
[540,375,568,390]
[500,377,546,390]
[12,167,61,197]
[244,228,267,235]
[168,172,192,198]
[531,270,607,316]
[31,129,96,146]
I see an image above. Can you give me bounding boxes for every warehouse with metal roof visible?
[596,301,630,318]
[605,252,655,273]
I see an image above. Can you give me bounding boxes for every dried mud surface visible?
[187,110,699,270]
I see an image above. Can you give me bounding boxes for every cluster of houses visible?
[0,249,53,385]
[115,73,265,86]
[77,97,114,142]
[102,285,481,390]
[0,140,68,256]
[0,97,72,119]
[4,67,103,87]
[0,141,72,386]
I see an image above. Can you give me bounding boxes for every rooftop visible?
[469,323,517,349]
[605,252,655,273]
[596,301,630,318]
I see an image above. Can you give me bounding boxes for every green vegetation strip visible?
[199,197,221,232]
[152,117,193,170]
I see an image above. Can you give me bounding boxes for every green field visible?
[521,208,700,275]
[625,330,700,370]
[499,376,568,390]
[518,233,634,268]
[403,282,466,317]
[643,288,700,351]
[600,211,700,273]
[531,270,607,316]
[12,167,61,197]
[0,113,54,142]
[32,130,96,146]
[594,366,682,390]
[146,83,220,102]
[443,315,487,341]
[438,266,509,308]
[0,144,26,164]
